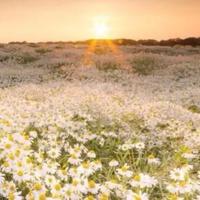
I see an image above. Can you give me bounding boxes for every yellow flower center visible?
[61,169,67,175]
[121,166,128,172]
[0,119,11,126]
[179,181,187,187]
[168,194,179,200]
[133,175,141,181]
[72,167,77,173]
[66,190,72,196]
[8,153,15,160]
[71,154,77,159]
[17,170,24,176]
[5,143,11,149]
[39,193,46,200]
[8,192,15,200]
[26,157,32,164]
[85,195,95,200]
[111,179,117,184]
[17,161,22,167]
[27,192,34,200]
[72,179,79,186]
[99,193,109,200]
[3,161,9,167]
[148,154,155,159]
[8,135,13,141]
[54,183,61,191]
[94,160,101,164]
[24,135,29,140]
[82,162,90,169]
[75,147,81,152]
[88,180,96,188]
[15,149,21,157]
[134,196,141,200]
[47,177,53,183]
[34,183,42,191]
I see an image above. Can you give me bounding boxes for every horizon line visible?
[1,36,200,44]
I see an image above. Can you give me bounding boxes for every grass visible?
[121,112,145,132]
[0,113,199,199]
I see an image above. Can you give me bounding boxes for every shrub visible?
[15,53,39,64]
[49,62,76,79]
[188,105,200,114]
[130,55,158,75]
[96,61,119,71]
[35,48,52,54]
[94,46,110,55]
[0,44,5,48]
[0,55,10,62]
[27,43,39,48]
[55,45,65,49]
[94,56,121,72]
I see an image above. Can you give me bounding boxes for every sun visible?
[94,22,108,38]
[93,17,109,39]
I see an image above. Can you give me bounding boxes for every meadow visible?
[0,42,200,200]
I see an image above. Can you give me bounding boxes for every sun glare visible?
[93,17,109,39]
[94,23,108,38]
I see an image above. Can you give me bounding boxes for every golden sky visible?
[0,0,200,42]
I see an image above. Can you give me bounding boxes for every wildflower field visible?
[0,42,200,200]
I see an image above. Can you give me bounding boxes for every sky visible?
[0,0,200,42]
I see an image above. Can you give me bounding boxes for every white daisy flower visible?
[126,190,149,200]
[170,168,186,181]
[147,155,161,165]
[109,160,119,167]
[0,172,5,184]
[129,173,158,188]
[116,164,133,178]
[86,180,100,194]
[87,151,96,158]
